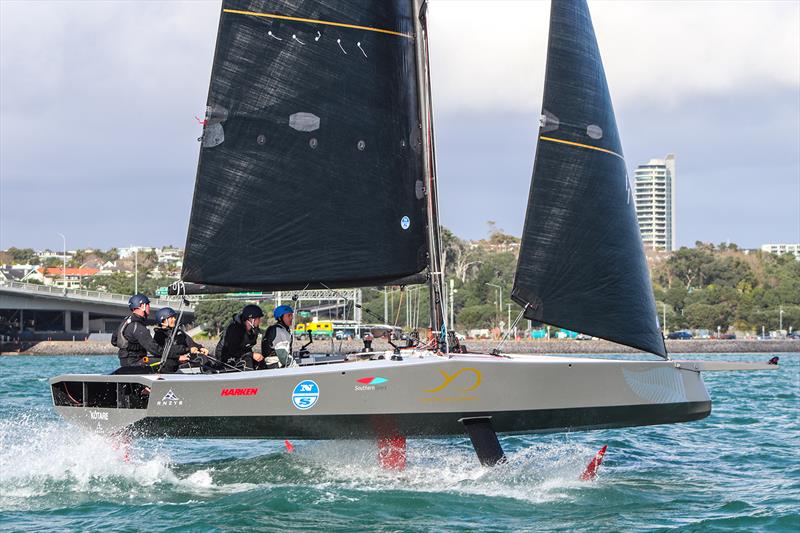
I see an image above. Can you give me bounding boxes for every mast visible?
[413,0,446,348]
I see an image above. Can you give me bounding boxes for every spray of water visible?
[0,409,605,511]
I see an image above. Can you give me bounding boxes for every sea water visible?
[0,354,797,532]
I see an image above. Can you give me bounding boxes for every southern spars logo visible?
[355,376,389,392]
[220,387,259,397]
[291,380,319,410]
[157,389,183,406]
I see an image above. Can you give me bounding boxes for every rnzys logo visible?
[291,380,319,410]
[157,389,183,406]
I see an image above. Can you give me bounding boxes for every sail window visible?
[357,140,366,151]
[586,124,603,139]
[289,112,321,132]
[540,110,560,132]
[202,123,224,148]
[415,180,425,199]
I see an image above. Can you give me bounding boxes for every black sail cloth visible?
[182,0,428,290]
[511,0,667,358]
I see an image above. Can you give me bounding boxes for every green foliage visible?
[4,247,37,263]
[653,242,800,333]
[457,304,497,330]
[193,300,274,337]
[193,300,245,337]
[42,257,63,268]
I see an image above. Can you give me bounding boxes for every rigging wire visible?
[158,281,187,374]
[491,304,530,356]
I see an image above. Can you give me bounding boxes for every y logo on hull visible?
[425,368,482,393]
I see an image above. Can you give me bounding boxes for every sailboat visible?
[50,0,774,466]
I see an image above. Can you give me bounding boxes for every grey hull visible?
[51,352,712,439]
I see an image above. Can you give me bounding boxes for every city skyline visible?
[1,1,798,250]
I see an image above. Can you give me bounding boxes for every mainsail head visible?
[511,0,667,358]
[181,0,429,290]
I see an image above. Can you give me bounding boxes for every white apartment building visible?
[761,243,800,260]
[634,154,676,252]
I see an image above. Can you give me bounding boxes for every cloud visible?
[1,0,798,250]
[428,0,800,112]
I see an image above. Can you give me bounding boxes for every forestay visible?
[511,0,667,358]
[182,0,429,290]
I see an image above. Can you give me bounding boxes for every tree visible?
[684,302,735,330]
[87,273,135,294]
[457,304,497,330]
[5,247,37,264]
[192,300,275,336]
[194,300,246,337]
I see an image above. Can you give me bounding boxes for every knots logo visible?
[422,368,482,403]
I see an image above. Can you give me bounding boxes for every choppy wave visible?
[0,354,798,532]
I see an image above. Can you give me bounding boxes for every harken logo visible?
[355,376,389,392]
[221,387,259,397]
[157,389,183,406]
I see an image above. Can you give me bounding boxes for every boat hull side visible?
[125,400,711,439]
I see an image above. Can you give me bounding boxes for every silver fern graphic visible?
[623,367,687,404]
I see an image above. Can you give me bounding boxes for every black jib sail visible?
[181,0,429,290]
[511,0,667,358]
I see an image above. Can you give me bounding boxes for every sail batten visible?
[181,0,429,291]
[512,0,667,358]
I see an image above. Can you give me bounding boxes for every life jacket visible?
[111,316,135,349]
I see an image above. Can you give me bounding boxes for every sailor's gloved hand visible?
[200,347,209,355]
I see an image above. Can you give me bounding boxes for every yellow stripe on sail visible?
[539,135,624,160]
[222,9,413,39]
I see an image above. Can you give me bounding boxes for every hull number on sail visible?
[292,380,320,410]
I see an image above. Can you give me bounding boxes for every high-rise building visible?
[634,154,676,252]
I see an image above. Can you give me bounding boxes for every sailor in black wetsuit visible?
[111,294,163,372]
[153,307,207,373]
[216,304,264,370]
[262,305,295,368]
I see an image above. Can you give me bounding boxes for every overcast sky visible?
[1,0,798,251]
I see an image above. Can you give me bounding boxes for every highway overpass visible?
[0,280,194,340]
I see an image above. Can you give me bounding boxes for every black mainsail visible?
[182,0,430,291]
[511,0,667,358]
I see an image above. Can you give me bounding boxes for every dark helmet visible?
[273,305,294,320]
[156,307,177,324]
[128,294,150,310]
[241,304,264,319]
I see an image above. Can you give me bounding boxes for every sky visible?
[1,0,798,251]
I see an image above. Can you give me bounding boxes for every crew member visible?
[216,304,264,369]
[111,294,163,371]
[153,307,208,373]
[262,305,295,368]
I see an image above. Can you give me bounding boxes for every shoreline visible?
[2,338,797,356]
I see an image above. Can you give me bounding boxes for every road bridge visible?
[0,280,194,340]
